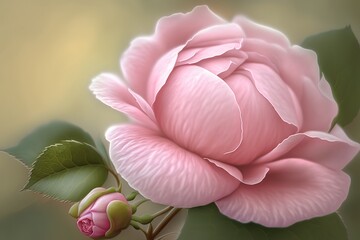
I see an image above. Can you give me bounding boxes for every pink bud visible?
[71,188,132,239]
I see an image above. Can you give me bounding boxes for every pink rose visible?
[69,188,132,238]
[90,6,359,227]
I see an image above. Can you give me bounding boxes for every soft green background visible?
[0,0,359,239]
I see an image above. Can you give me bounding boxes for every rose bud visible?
[69,187,132,239]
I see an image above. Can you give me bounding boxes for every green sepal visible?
[105,200,132,238]
[78,187,117,216]
[131,214,154,225]
[126,191,139,201]
[68,202,80,218]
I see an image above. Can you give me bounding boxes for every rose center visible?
[79,218,94,235]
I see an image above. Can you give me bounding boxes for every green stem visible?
[151,206,173,219]
[126,191,139,201]
[132,199,149,214]
[152,208,182,238]
[132,206,173,224]
[130,220,148,238]
[107,168,122,191]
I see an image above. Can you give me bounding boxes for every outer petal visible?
[241,63,302,129]
[256,125,360,170]
[223,72,296,165]
[91,212,110,231]
[242,39,337,131]
[91,193,127,212]
[106,124,240,207]
[233,16,291,47]
[299,76,338,131]
[148,23,245,105]
[121,6,225,98]
[216,158,350,227]
[153,65,242,160]
[208,159,269,185]
[90,74,158,130]
[91,226,107,238]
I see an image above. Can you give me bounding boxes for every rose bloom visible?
[91,6,359,227]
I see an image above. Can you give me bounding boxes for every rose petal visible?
[89,73,158,130]
[241,63,302,129]
[196,56,246,78]
[148,24,245,105]
[92,212,110,231]
[121,6,225,97]
[242,40,337,131]
[185,23,245,48]
[256,125,360,170]
[106,124,240,207]
[179,42,242,65]
[299,76,338,131]
[216,158,350,227]
[223,72,296,165]
[233,16,291,47]
[153,65,243,159]
[91,193,127,212]
[91,226,107,238]
[208,159,269,185]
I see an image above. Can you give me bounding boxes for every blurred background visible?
[0,0,359,239]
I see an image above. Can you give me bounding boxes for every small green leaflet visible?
[178,204,348,240]
[3,120,96,167]
[302,26,360,127]
[24,140,108,202]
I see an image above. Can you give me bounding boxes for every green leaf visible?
[3,120,95,167]
[302,26,360,126]
[24,140,108,202]
[178,204,348,240]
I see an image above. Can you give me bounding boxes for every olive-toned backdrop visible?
[1,0,359,239]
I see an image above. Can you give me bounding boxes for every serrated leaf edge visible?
[22,140,108,202]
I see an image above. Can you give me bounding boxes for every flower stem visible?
[152,208,182,238]
[151,206,174,219]
[107,168,122,191]
[131,206,182,240]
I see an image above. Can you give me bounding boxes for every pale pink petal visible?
[92,212,110,231]
[106,124,240,207]
[223,73,296,165]
[179,42,242,65]
[216,158,350,227]
[147,29,244,105]
[91,226,107,238]
[299,76,338,132]
[185,23,245,48]
[208,159,269,185]
[257,126,359,170]
[241,63,302,129]
[196,57,244,78]
[91,193,127,212]
[242,40,319,90]
[153,65,242,160]
[197,55,247,79]
[121,6,225,97]
[240,165,270,185]
[147,46,183,104]
[242,40,337,131]
[233,16,290,47]
[89,74,158,130]
[128,88,157,123]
